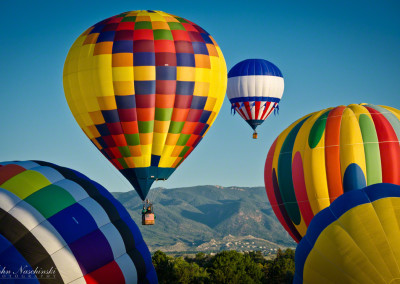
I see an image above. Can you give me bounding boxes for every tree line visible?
[152,248,295,284]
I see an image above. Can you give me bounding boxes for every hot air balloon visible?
[0,160,157,284]
[264,103,400,242]
[63,10,227,202]
[294,183,400,284]
[227,59,284,139]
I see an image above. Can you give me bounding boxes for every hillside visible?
[112,185,296,253]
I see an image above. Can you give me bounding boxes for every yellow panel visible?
[193,81,210,97]
[204,97,217,112]
[349,103,373,121]
[381,105,400,121]
[152,133,168,156]
[1,171,51,200]
[165,133,180,145]
[112,67,134,81]
[177,67,195,81]
[87,125,101,138]
[154,120,170,133]
[97,96,117,111]
[89,111,105,125]
[302,110,331,215]
[93,55,114,97]
[340,108,367,180]
[134,66,155,81]
[194,68,211,83]
[91,138,102,149]
[125,157,136,168]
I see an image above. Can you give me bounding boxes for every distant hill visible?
[112,186,296,253]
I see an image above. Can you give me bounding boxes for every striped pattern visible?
[294,183,400,284]
[63,10,227,200]
[227,59,284,132]
[0,161,157,284]
[264,103,400,242]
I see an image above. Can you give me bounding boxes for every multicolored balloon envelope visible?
[0,161,157,284]
[294,183,400,284]
[264,103,400,242]
[227,59,284,137]
[63,10,227,200]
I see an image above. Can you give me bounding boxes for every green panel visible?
[179,146,191,157]
[278,117,309,225]
[138,121,154,133]
[167,22,185,30]
[118,158,129,169]
[155,108,173,121]
[125,134,140,146]
[177,134,191,146]
[169,121,185,134]
[134,21,152,30]
[359,114,382,185]
[1,171,50,199]
[121,16,136,22]
[24,185,76,218]
[119,146,131,157]
[368,104,400,142]
[176,17,189,23]
[308,110,330,149]
[153,30,173,40]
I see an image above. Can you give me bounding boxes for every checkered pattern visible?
[64,11,227,177]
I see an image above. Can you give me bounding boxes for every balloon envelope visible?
[0,160,157,283]
[63,10,227,200]
[227,59,284,132]
[294,183,400,284]
[264,103,400,242]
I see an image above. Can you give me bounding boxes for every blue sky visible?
[1,1,399,195]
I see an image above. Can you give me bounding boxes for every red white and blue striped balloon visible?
[227,59,284,134]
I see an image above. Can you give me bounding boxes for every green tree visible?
[152,250,175,284]
[264,248,295,284]
[207,251,263,284]
[172,257,209,284]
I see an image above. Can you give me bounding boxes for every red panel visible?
[325,106,346,200]
[102,136,116,147]
[254,101,261,119]
[186,109,202,122]
[292,152,314,226]
[133,30,153,40]
[112,134,128,147]
[156,81,176,95]
[114,30,134,41]
[135,94,155,108]
[367,107,400,185]
[116,22,135,31]
[0,164,26,185]
[193,123,206,135]
[133,40,154,53]
[154,40,175,53]
[174,41,194,53]
[84,260,125,284]
[174,94,192,109]
[188,31,204,42]
[181,23,197,32]
[171,30,191,41]
[181,122,197,134]
[109,147,123,159]
[118,109,137,122]
[155,53,177,67]
[121,122,139,134]
[106,123,124,135]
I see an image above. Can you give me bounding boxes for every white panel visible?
[51,246,84,283]
[0,187,22,212]
[30,166,65,184]
[79,198,110,228]
[31,220,67,255]
[100,223,126,259]
[115,253,138,284]
[9,201,45,231]
[227,75,284,100]
[55,179,90,202]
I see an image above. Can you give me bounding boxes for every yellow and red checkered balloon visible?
[63,10,227,200]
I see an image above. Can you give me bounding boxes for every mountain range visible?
[112,185,296,253]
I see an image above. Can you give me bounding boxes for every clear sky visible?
[1,1,399,195]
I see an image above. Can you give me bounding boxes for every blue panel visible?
[134,81,156,95]
[246,120,264,130]
[176,81,195,96]
[112,40,133,53]
[95,123,111,136]
[191,96,207,109]
[89,25,105,34]
[134,52,155,66]
[102,109,120,123]
[199,125,209,136]
[343,163,366,192]
[365,183,400,202]
[176,53,195,67]
[156,66,176,80]
[32,166,65,184]
[330,189,369,218]
[48,203,98,244]
[97,31,115,42]
[229,96,280,104]
[96,137,109,149]
[116,95,136,109]
[199,110,211,123]
[151,155,161,167]
[192,42,209,55]
[200,33,213,44]
[228,59,283,78]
